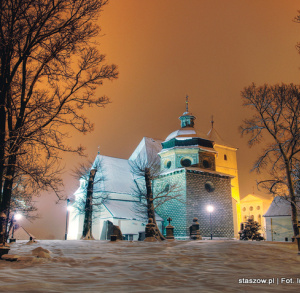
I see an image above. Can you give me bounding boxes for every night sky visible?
[20,0,300,239]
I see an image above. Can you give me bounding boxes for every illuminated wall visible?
[214,144,241,238]
[240,194,272,238]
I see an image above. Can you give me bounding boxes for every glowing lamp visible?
[207,205,214,213]
[14,213,22,221]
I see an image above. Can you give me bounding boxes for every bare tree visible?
[240,83,300,237]
[0,0,118,244]
[130,154,183,241]
[72,157,108,240]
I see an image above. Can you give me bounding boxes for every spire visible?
[185,95,189,114]
[207,118,227,146]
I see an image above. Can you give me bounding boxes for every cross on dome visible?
[185,95,189,113]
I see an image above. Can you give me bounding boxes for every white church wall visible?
[265,216,294,242]
[67,210,83,240]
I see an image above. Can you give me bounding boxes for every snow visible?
[165,128,198,141]
[129,137,163,162]
[264,196,300,217]
[1,240,300,292]
[103,200,163,221]
[92,155,136,196]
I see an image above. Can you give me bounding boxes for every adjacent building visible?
[264,196,300,242]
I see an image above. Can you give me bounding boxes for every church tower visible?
[207,118,241,237]
[154,97,235,239]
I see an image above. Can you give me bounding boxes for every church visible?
[67,99,241,240]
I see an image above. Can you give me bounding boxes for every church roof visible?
[207,126,235,148]
[129,137,163,162]
[165,127,208,142]
[92,155,135,195]
[103,200,163,221]
[264,196,300,217]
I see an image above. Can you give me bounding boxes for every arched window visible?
[181,158,192,167]
[164,160,172,169]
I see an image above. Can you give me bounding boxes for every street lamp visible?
[207,205,214,240]
[65,198,70,240]
[10,213,22,242]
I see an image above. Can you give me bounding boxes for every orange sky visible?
[20,0,300,239]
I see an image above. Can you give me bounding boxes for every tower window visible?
[181,158,192,167]
[203,160,210,168]
[224,154,227,160]
[165,160,172,169]
[205,181,215,192]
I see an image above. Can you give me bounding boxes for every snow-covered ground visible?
[0,239,300,292]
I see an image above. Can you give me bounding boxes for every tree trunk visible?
[81,169,97,240]
[0,154,17,244]
[285,161,299,237]
[0,91,7,205]
[145,168,165,241]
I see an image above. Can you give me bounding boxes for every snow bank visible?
[0,240,299,292]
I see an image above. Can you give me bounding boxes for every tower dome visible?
[159,96,216,172]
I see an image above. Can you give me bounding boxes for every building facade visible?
[264,196,300,242]
[68,102,241,240]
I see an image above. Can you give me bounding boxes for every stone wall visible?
[186,170,234,238]
[153,170,187,238]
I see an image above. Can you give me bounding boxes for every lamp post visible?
[10,213,22,242]
[65,198,70,240]
[207,205,214,240]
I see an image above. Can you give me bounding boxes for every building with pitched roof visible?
[68,98,241,240]
[264,196,300,242]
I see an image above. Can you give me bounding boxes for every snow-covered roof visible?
[165,127,208,142]
[92,155,135,195]
[264,196,300,217]
[129,137,163,162]
[103,200,163,221]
